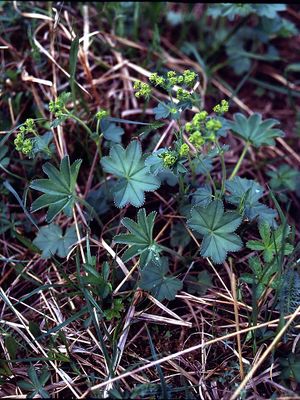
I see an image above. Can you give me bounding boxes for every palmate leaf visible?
[186,270,213,296]
[100,118,124,143]
[33,223,77,259]
[192,184,213,207]
[30,156,82,222]
[114,208,161,267]
[225,177,277,226]
[228,113,284,147]
[153,102,171,120]
[267,164,300,192]
[207,4,285,21]
[101,141,160,208]
[187,200,243,264]
[139,258,182,301]
[32,132,55,159]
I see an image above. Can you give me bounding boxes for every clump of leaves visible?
[104,298,124,321]
[17,366,50,399]
[207,4,286,21]
[246,222,294,263]
[30,155,82,222]
[240,256,279,298]
[83,260,112,299]
[279,353,300,384]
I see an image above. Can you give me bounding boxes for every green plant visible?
[240,256,279,299]
[188,200,243,264]
[246,222,294,263]
[33,223,77,259]
[14,68,289,302]
[100,141,160,207]
[279,353,300,383]
[139,258,182,301]
[114,208,161,267]
[17,366,50,399]
[30,155,82,222]
[267,164,300,202]
[2,3,300,398]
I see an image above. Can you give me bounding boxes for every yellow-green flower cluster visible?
[192,111,208,128]
[205,119,222,131]
[133,80,151,99]
[49,97,66,118]
[183,70,197,86]
[185,122,192,132]
[189,131,205,149]
[149,72,165,87]
[14,134,33,155]
[14,118,37,155]
[179,143,189,157]
[213,99,229,114]
[20,118,36,134]
[167,71,180,86]
[161,151,177,168]
[176,88,191,101]
[164,70,198,87]
[96,109,108,121]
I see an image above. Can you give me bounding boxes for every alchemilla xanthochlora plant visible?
[14,68,293,301]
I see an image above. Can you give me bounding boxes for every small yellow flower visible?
[206,119,222,131]
[213,99,229,114]
[96,109,108,121]
[189,131,205,149]
[161,151,177,168]
[179,143,189,157]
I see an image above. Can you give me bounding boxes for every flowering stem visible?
[215,140,226,197]
[66,113,94,138]
[196,155,217,195]
[229,142,250,181]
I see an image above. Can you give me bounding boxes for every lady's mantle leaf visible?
[101,141,160,208]
[192,184,213,207]
[33,223,77,259]
[30,156,82,222]
[114,208,161,267]
[228,113,284,147]
[187,200,243,264]
[100,118,124,143]
[225,177,277,226]
[267,164,300,192]
[139,258,182,301]
[153,102,171,120]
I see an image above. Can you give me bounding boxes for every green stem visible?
[215,140,226,197]
[76,196,103,229]
[65,113,94,138]
[229,142,250,180]
[160,245,185,261]
[178,174,185,198]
